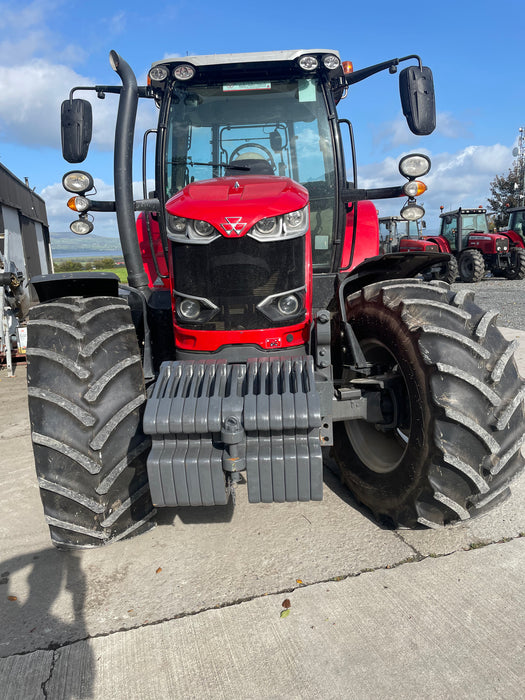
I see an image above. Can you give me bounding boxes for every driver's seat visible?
[226,158,274,176]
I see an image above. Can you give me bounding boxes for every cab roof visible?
[151,49,340,70]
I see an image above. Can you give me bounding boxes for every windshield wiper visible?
[188,159,250,171]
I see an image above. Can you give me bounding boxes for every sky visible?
[0,0,523,237]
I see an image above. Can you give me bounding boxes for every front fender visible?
[30,271,120,302]
[337,251,452,301]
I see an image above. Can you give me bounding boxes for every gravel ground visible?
[450,277,525,331]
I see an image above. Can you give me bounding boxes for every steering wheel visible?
[229,143,276,172]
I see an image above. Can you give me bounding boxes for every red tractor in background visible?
[26,49,525,550]
[499,206,525,249]
[378,216,433,253]
[424,206,525,283]
[378,216,458,282]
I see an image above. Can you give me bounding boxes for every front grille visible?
[171,235,305,330]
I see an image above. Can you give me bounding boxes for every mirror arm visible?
[345,54,422,86]
[84,198,161,213]
[341,186,405,203]
[68,85,151,101]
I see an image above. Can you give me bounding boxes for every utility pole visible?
[512,127,525,203]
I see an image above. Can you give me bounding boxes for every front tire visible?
[458,248,485,282]
[332,279,525,528]
[27,296,155,549]
[504,247,525,280]
[423,255,458,284]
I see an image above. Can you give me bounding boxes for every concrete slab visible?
[0,650,52,700]
[0,365,414,657]
[1,324,525,699]
[44,538,525,699]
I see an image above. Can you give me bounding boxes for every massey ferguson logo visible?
[221,217,247,236]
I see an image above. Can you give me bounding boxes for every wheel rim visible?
[344,338,411,474]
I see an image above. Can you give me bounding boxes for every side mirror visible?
[399,66,436,136]
[61,99,93,163]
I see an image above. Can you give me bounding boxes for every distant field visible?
[97,267,128,283]
[52,256,128,284]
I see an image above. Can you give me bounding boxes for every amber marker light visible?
[403,180,427,197]
[342,61,354,75]
[67,195,89,212]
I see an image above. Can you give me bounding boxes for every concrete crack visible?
[41,649,57,699]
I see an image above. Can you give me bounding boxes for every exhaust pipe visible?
[109,50,150,294]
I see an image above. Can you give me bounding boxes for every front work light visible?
[400,203,425,221]
[322,55,340,70]
[70,217,94,235]
[173,64,196,81]
[149,65,169,82]
[63,171,94,194]
[399,154,431,179]
[299,55,319,71]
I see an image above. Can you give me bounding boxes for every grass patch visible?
[97,267,128,283]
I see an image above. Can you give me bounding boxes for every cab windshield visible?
[163,78,337,269]
[461,213,489,234]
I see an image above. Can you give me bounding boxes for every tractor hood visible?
[165,176,309,235]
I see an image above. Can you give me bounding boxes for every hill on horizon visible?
[50,231,123,257]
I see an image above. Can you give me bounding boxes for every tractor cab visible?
[156,54,339,272]
[439,207,490,252]
[502,207,525,248]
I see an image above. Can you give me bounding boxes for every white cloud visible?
[0,0,84,65]
[0,57,158,151]
[375,111,471,150]
[0,0,157,152]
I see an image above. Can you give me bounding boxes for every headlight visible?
[62,171,94,194]
[193,219,215,237]
[277,294,300,316]
[399,154,431,179]
[167,215,220,244]
[175,292,219,323]
[257,287,306,322]
[70,218,93,235]
[284,207,308,232]
[250,207,309,241]
[178,298,201,320]
[168,215,187,233]
[298,55,319,71]
[400,203,425,221]
[255,217,279,236]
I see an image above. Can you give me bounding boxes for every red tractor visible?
[378,216,432,253]
[425,207,525,283]
[499,206,525,249]
[378,216,458,282]
[27,49,524,549]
